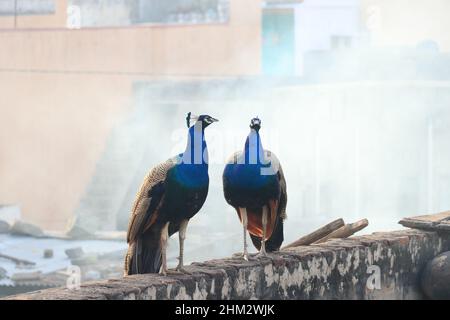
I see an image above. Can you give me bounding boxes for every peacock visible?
[124,113,218,275]
[223,117,287,259]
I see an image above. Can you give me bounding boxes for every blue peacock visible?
[223,117,287,259]
[125,113,218,275]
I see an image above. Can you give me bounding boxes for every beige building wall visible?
[0,0,261,76]
[361,0,450,52]
[0,73,133,229]
[0,0,263,230]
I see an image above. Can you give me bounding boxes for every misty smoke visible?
[2,0,450,267]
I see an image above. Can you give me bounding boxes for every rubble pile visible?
[0,205,127,298]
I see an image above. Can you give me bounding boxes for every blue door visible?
[262,9,295,76]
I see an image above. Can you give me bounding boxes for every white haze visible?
[3,1,450,267]
[129,78,450,265]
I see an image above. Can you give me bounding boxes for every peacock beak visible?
[210,117,219,123]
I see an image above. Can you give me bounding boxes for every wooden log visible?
[399,211,450,231]
[281,218,345,250]
[11,271,42,282]
[313,219,369,244]
[0,253,36,266]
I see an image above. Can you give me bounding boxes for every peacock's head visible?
[249,117,261,132]
[186,112,219,129]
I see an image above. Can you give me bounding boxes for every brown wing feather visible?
[126,157,176,244]
[263,150,287,220]
[277,161,288,220]
[124,242,135,276]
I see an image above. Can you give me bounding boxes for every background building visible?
[0,0,449,242]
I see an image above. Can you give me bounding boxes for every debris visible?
[94,231,126,241]
[43,249,54,259]
[84,270,101,281]
[421,251,450,300]
[0,220,10,234]
[10,221,45,238]
[98,249,127,261]
[65,247,98,265]
[0,253,36,266]
[0,267,6,279]
[399,211,450,232]
[0,233,127,297]
[105,272,123,279]
[66,225,96,239]
[0,205,21,225]
[65,215,96,239]
[0,205,19,234]
[64,247,84,259]
[313,219,369,244]
[39,230,70,239]
[71,254,98,266]
[11,271,43,282]
[282,218,345,250]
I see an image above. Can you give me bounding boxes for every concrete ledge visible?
[6,229,450,300]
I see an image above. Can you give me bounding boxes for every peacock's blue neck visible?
[173,124,209,187]
[244,129,265,165]
[181,124,208,166]
[222,129,271,189]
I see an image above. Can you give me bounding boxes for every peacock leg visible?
[159,222,170,275]
[257,206,268,258]
[232,207,251,260]
[176,219,189,272]
[241,207,249,261]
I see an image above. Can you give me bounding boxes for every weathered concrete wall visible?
[6,229,450,300]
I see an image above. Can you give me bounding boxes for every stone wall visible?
[6,229,450,300]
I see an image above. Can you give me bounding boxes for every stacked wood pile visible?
[282,218,369,250]
[282,210,450,251]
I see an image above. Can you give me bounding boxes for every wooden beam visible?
[282,218,345,250]
[313,219,369,244]
[399,211,450,231]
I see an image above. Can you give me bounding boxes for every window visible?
[133,0,229,24]
[67,0,229,28]
[0,0,55,16]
